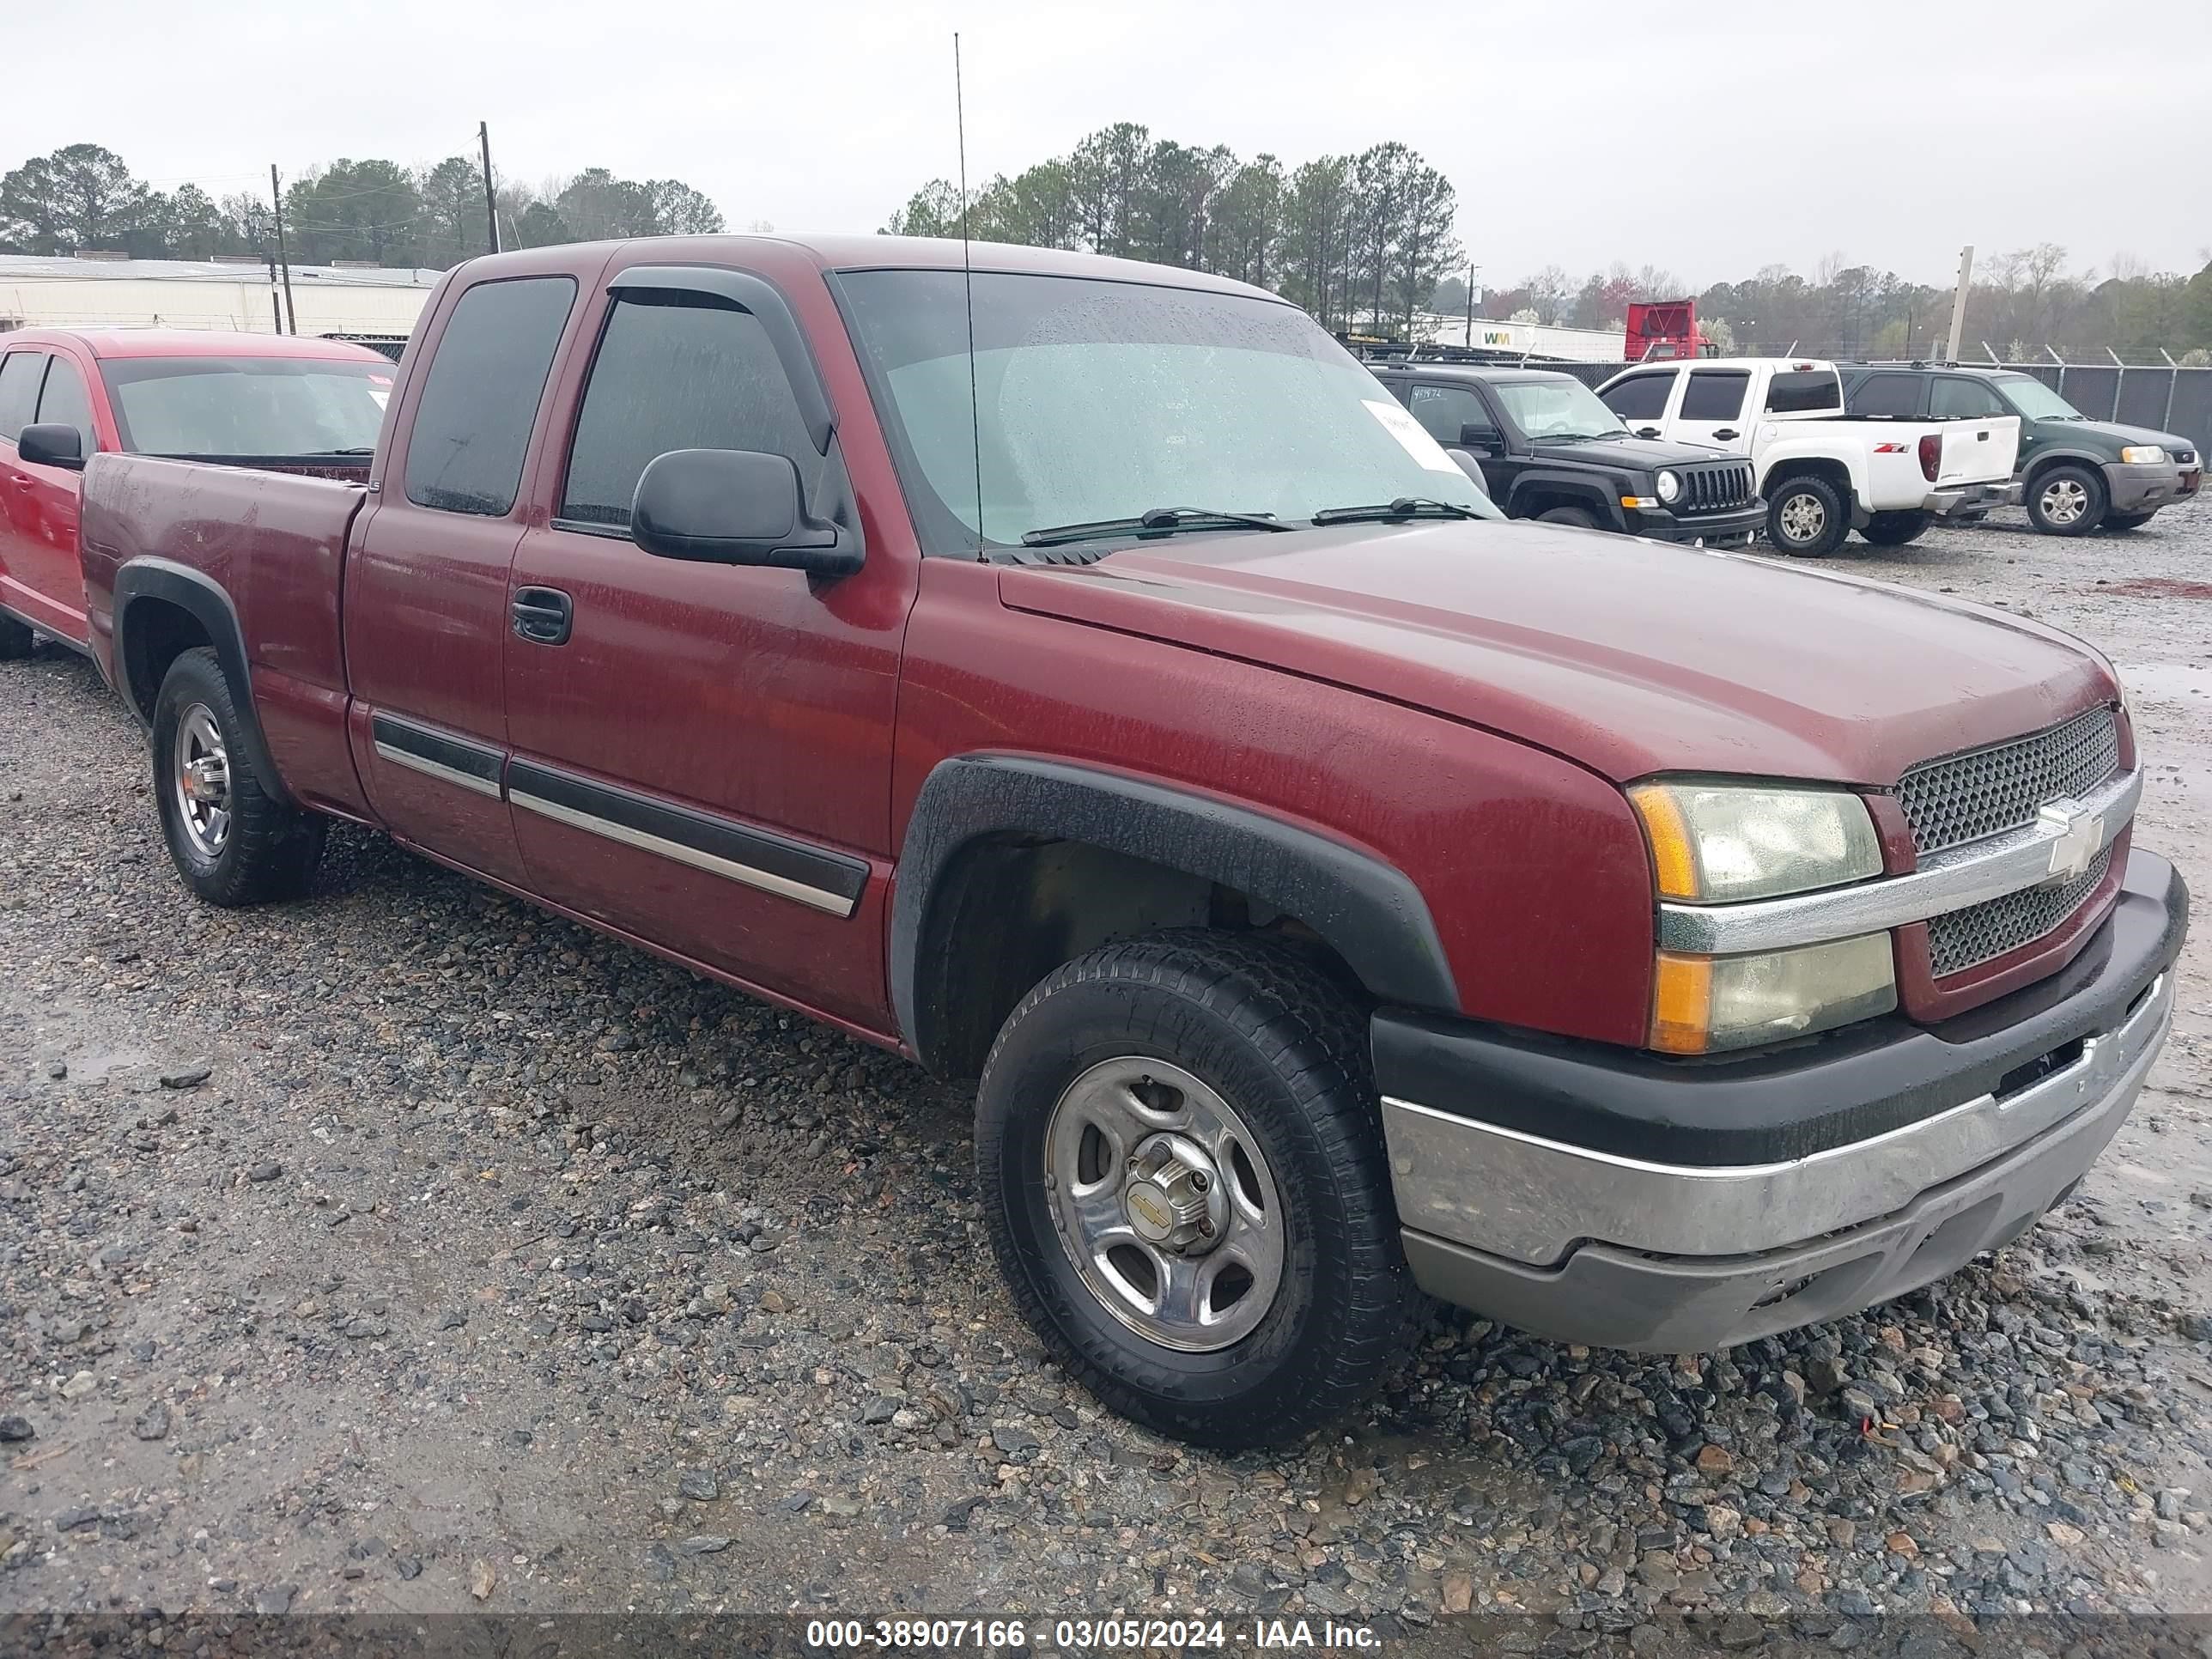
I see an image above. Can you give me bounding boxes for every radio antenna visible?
[956,32,985,558]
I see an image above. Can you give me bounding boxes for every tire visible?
[1535,507,1599,529]
[1764,473,1850,556]
[975,931,1412,1449]
[1859,509,1933,548]
[0,611,33,660]
[151,646,326,907]
[2103,511,2155,532]
[2026,464,2107,536]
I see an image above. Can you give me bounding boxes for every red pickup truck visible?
[73,236,2187,1447]
[0,329,390,658]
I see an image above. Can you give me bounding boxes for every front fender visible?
[890,755,1459,1071]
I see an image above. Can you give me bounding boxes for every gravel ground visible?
[3,495,2210,1638]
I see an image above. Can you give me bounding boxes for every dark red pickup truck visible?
[72,235,2186,1446]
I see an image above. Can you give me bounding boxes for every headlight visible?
[1656,470,1682,503]
[1651,936,1897,1054]
[1629,782,1884,902]
[2118,446,2167,465]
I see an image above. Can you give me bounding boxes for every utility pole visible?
[1464,261,1475,347]
[1943,244,1974,366]
[269,165,296,335]
[479,122,501,254]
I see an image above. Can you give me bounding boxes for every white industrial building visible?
[0,253,438,346]
[1412,310,1629,364]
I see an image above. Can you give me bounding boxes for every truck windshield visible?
[1992,374,2084,422]
[836,269,1499,553]
[1489,380,1630,442]
[99,356,391,459]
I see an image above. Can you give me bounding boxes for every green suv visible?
[1839,363,2201,535]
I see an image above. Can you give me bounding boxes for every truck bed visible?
[77,452,369,812]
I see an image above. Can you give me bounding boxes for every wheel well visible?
[2022,453,2096,489]
[120,599,213,721]
[915,835,1358,1080]
[1761,458,1852,503]
[1516,484,1604,520]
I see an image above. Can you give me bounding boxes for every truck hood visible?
[998,520,2118,786]
[1527,434,1733,472]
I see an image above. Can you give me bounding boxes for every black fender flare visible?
[2020,447,2114,488]
[112,556,297,809]
[1506,471,1623,530]
[891,755,1459,1070]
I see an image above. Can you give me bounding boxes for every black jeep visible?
[1371,364,1765,544]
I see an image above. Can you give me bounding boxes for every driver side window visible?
[1401,383,1496,447]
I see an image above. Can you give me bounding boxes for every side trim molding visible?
[368,713,503,799]
[505,759,866,918]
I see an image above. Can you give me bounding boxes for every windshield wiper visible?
[1533,430,1631,444]
[1310,496,1483,525]
[1020,506,1290,548]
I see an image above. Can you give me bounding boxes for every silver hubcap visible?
[1043,1057,1284,1352]
[1779,492,1826,543]
[173,704,231,858]
[2040,477,2089,525]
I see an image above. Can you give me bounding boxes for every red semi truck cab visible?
[1624,298,1711,362]
[69,236,2187,1448]
[0,329,390,659]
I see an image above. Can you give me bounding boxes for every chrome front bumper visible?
[1383,965,2175,1353]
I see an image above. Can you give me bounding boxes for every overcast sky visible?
[7,0,2207,289]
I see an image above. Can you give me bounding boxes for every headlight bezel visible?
[1655,469,1683,503]
[1628,780,1887,905]
[1630,779,1898,1054]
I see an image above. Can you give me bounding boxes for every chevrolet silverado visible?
[73,236,2187,1447]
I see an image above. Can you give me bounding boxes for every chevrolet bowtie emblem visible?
[2039,797,2105,884]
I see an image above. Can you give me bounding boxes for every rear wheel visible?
[1535,506,1598,530]
[151,647,326,907]
[975,932,1411,1449]
[1765,473,1850,556]
[2026,464,2107,535]
[2103,511,2155,532]
[0,612,33,660]
[1860,509,1933,547]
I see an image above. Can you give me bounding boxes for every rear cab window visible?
[404,276,578,515]
[1600,373,1673,422]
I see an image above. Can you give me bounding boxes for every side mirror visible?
[18,422,85,471]
[1458,423,1504,453]
[630,448,861,576]
[1443,448,1487,483]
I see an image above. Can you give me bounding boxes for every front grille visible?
[1896,706,2120,858]
[1927,848,2112,976]
[1676,461,1755,515]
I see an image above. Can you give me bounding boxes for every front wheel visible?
[1765,474,1850,556]
[1860,509,1933,547]
[975,933,1411,1448]
[1535,506,1598,530]
[152,647,327,907]
[2026,464,2107,535]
